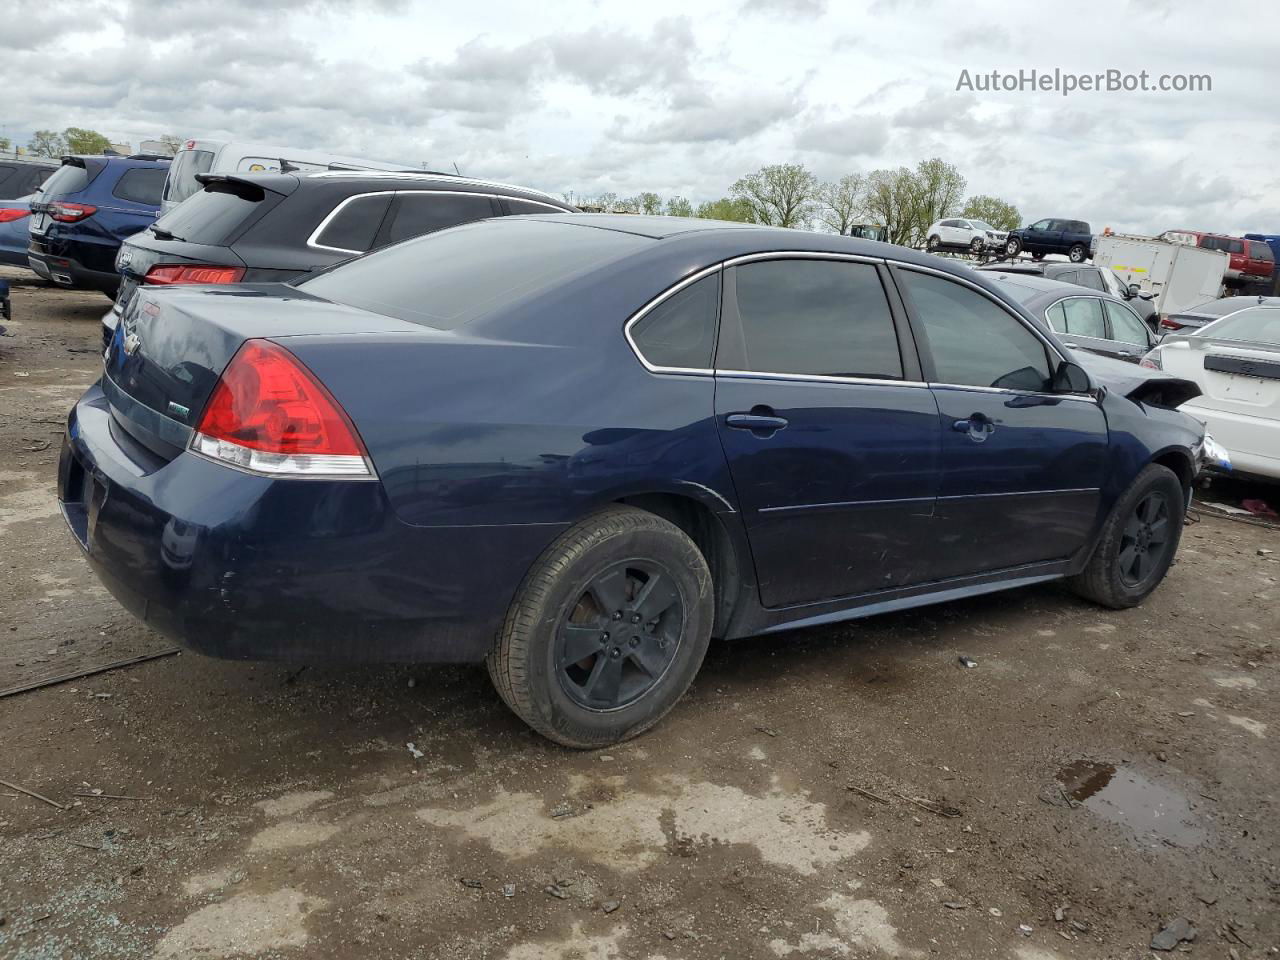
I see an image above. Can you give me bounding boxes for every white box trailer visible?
[1094,235,1228,319]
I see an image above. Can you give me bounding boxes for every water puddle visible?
[1055,760,1205,847]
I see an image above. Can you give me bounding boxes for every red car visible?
[1159,230,1275,285]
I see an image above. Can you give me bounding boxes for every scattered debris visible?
[70,840,102,851]
[406,743,425,760]
[1070,920,1091,933]
[1054,905,1066,922]
[72,792,154,802]
[0,648,180,700]
[549,801,574,819]
[1176,711,1195,717]
[0,778,68,811]
[957,656,978,668]
[1242,498,1278,519]
[1150,917,1196,951]
[1018,924,1033,936]
[601,900,620,914]
[989,908,1003,917]
[1155,750,1168,762]
[1260,548,1274,556]
[543,884,569,900]
[754,725,779,738]
[846,784,890,805]
[502,884,515,899]
[895,793,962,818]
[942,902,967,910]
[459,878,483,889]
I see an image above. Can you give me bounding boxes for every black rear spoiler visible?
[194,172,299,197]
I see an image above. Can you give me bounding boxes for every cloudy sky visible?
[4,0,1276,234]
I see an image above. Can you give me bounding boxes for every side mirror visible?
[1052,359,1092,394]
[1126,282,1141,298]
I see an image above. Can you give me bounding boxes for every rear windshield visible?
[151,181,265,245]
[297,218,648,330]
[37,160,102,199]
[1180,297,1254,318]
[1196,307,1280,344]
[163,149,215,205]
[1251,242,1275,262]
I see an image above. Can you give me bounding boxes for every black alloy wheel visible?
[1116,490,1172,587]
[556,559,685,711]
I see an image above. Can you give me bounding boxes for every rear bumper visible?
[1182,402,1280,481]
[28,240,120,294]
[59,384,564,662]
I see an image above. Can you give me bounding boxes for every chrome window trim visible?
[506,198,572,214]
[622,263,723,376]
[714,370,929,389]
[306,189,505,255]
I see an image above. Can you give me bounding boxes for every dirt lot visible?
[1,267,1278,960]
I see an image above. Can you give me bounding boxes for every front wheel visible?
[1005,237,1022,256]
[969,237,983,255]
[487,506,714,748]
[1068,243,1087,263]
[926,234,941,252]
[1068,464,1185,609]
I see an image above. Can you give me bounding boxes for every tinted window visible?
[901,270,1052,392]
[1057,298,1107,338]
[1250,241,1274,263]
[382,192,496,245]
[1075,268,1105,291]
[728,259,902,379]
[151,182,265,245]
[1045,302,1068,334]
[1071,221,1089,233]
[37,161,96,199]
[111,167,167,205]
[1054,269,1079,285]
[314,194,392,252]
[164,149,215,204]
[298,218,648,330]
[0,166,13,191]
[1103,301,1149,346]
[629,273,720,369]
[507,198,564,215]
[1030,219,1051,230]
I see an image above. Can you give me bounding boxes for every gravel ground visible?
[1,266,1277,960]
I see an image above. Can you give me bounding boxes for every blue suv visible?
[27,154,170,296]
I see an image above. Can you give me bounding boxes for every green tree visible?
[665,196,694,218]
[731,163,817,228]
[961,194,1021,232]
[862,167,917,245]
[909,157,966,242]
[636,191,663,215]
[0,136,10,153]
[158,134,184,156]
[817,173,865,235]
[28,130,66,158]
[63,127,112,154]
[694,197,757,223]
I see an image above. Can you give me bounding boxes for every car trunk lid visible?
[1162,338,1280,416]
[102,283,426,461]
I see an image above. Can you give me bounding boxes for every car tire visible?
[1068,243,1087,263]
[926,234,941,252]
[486,505,714,748]
[969,237,983,255]
[1031,252,1045,261]
[1068,464,1185,610]
[1005,237,1021,256]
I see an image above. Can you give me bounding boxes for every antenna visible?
[453,162,461,176]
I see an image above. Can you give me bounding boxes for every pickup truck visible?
[1005,218,1094,263]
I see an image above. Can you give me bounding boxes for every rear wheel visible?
[969,237,983,255]
[1068,243,1087,263]
[1005,237,1022,257]
[1068,464,1184,609]
[926,234,941,252]
[487,506,713,748]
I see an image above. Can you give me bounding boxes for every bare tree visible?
[908,158,966,244]
[863,167,917,245]
[731,163,818,228]
[817,174,866,235]
[27,130,66,158]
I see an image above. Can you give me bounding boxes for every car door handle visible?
[953,414,995,441]
[727,412,789,435]
[1062,342,1080,349]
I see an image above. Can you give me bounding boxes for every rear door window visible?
[1250,241,1274,263]
[629,273,720,370]
[900,270,1052,392]
[1075,269,1105,291]
[111,167,167,205]
[312,194,393,253]
[723,259,903,380]
[378,192,498,245]
[1058,298,1107,338]
[506,198,565,215]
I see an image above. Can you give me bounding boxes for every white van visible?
[160,139,409,213]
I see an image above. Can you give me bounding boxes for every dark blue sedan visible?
[59,215,1209,747]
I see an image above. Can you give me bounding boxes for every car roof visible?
[1176,295,1280,317]
[303,170,565,205]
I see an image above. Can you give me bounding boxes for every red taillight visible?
[48,202,97,223]
[191,339,373,478]
[144,264,246,285]
[1158,315,1182,330]
[0,208,30,223]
